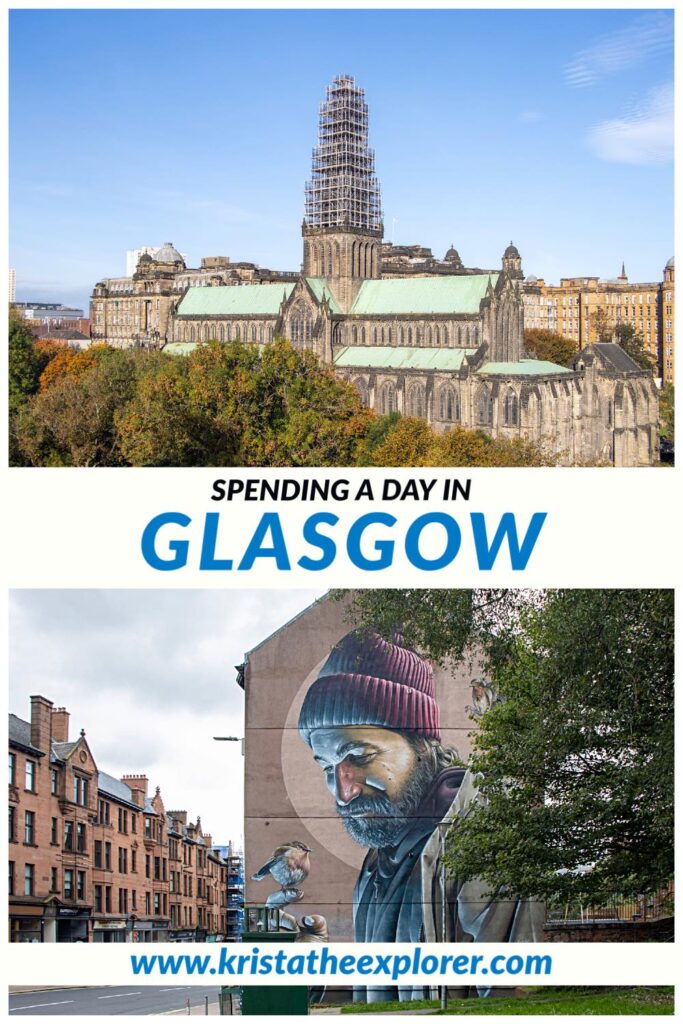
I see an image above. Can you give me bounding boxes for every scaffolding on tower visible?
[304,75,383,233]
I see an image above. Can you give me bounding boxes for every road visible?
[8,986,222,1015]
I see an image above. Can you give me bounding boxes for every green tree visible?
[117,339,372,467]
[658,383,674,443]
[612,322,657,374]
[13,347,157,466]
[523,328,578,367]
[9,307,41,416]
[341,589,674,903]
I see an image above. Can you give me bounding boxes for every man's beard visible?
[336,757,436,848]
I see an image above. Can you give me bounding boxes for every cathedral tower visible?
[303,75,383,311]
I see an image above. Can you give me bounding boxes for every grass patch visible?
[338,986,674,1015]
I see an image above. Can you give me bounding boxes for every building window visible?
[118,808,128,834]
[9,806,16,842]
[24,810,35,845]
[77,871,86,900]
[607,400,613,428]
[154,857,161,881]
[9,753,16,786]
[51,770,58,795]
[144,817,152,839]
[379,382,397,415]
[73,776,88,806]
[94,840,102,868]
[145,855,151,879]
[64,869,74,900]
[25,760,36,792]
[51,817,58,845]
[146,892,151,915]
[503,389,519,426]
[9,861,15,896]
[24,864,34,897]
[131,850,137,873]
[132,890,137,910]
[154,893,161,915]
[439,387,459,422]
[131,814,137,834]
[98,800,110,825]
[118,888,128,914]
[50,867,58,893]
[105,886,112,913]
[95,885,102,913]
[119,848,128,874]
[77,823,86,853]
[64,820,74,851]
[477,387,494,425]
[105,842,112,870]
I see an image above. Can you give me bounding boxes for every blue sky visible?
[9,9,674,312]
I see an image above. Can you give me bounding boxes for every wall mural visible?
[248,621,544,1003]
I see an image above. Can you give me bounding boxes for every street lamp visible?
[213,736,244,755]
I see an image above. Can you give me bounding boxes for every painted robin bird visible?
[251,841,312,891]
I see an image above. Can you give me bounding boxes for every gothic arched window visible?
[477,386,494,425]
[380,381,397,415]
[353,377,369,406]
[503,389,518,426]
[439,386,459,422]
[407,384,425,418]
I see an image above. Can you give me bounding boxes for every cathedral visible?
[90,75,659,466]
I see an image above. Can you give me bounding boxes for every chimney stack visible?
[30,695,53,753]
[169,810,187,828]
[51,707,70,744]
[121,774,148,808]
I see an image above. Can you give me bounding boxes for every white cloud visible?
[10,589,325,845]
[586,83,673,165]
[565,12,672,87]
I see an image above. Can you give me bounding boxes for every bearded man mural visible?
[298,628,544,1003]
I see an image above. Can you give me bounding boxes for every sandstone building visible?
[89,75,663,466]
[8,696,229,943]
[523,261,675,385]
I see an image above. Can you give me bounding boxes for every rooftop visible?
[334,346,476,371]
[349,275,497,315]
[177,282,295,317]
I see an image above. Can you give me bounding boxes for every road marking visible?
[159,987,192,992]
[10,1001,75,1011]
[98,992,142,999]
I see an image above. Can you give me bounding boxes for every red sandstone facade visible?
[9,696,228,943]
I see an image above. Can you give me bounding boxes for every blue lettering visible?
[471,512,547,570]
[298,512,339,570]
[199,512,233,570]
[238,513,291,571]
[141,513,191,571]
[346,513,396,570]
[405,513,461,570]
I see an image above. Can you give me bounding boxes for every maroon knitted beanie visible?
[298,629,440,744]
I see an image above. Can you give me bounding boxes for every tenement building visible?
[8,696,228,943]
[523,261,675,385]
[89,75,661,466]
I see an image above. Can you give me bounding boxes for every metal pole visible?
[205,994,209,1014]
[440,822,447,1011]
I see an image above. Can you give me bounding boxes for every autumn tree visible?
[117,339,373,467]
[13,348,161,466]
[9,307,41,416]
[523,328,577,367]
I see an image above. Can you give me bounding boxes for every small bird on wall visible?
[251,840,312,908]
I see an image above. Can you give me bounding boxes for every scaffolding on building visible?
[304,75,383,233]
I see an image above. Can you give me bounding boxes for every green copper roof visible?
[305,278,341,314]
[163,341,199,356]
[334,346,477,371]
[349,275,497,315]
[177,282,295,317]
[478,359,573,376]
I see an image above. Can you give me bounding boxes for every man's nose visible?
[334,760,364,805]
